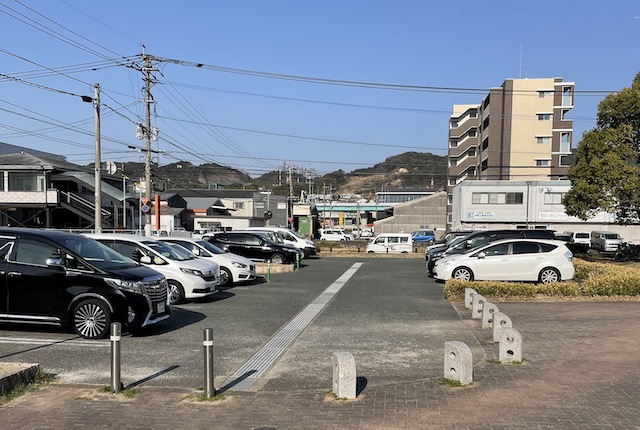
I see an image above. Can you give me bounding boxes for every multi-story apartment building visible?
[447,77,575,225]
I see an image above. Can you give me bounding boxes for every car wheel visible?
[270,253,285,264]
[168,281,185,305]
[219,267,233,288]
[72,299,111,339]
[539,267,560,284]
[452,267,474,281]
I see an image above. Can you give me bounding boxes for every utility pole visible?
[140,52,158,236]
[93,83,102,233]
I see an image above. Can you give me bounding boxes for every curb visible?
[0,363,40,395]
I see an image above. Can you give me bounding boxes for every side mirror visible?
[140,255,152,264]
[46,257,64,267]
[477,252,486,259]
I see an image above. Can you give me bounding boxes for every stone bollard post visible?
[444,341,473,385]
[332,352,356,399]
[492,312,512,343]
[464,288,477,309]
[499,327,523,363]
[471,293,485,319]
[481,302,499,329]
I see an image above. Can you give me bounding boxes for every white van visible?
[590,231,623,252]
[85,234,220,305]
[246,227,318,257]
[365,233,413,254]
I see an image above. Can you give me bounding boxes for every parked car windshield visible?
[58,236,138,271]
[143,240,196,261]
[195,240,227,255]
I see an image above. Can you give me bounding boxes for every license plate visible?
[157,302,165,313]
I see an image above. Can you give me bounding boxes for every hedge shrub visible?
[443,258,640,301]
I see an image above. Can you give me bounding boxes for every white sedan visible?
[433,238,575,284]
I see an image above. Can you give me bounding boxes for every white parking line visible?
[0,337,109,348]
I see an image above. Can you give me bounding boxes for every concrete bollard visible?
[464,288,477,309]
[492,312,512,343]
[471,293,485,320]
[332,352,356,399]
[444,341,473,385]
[481,302,499,329]
[499,327,523,363]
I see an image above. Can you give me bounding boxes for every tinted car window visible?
[512,242,540,254]
[13,239,57,265]
[539,243,558,252]
[480,243,509,256]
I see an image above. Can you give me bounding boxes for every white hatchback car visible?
[433,238,574,284]
[85,234,220,305]
[159,237,256,288]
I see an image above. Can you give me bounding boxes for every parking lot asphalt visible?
[1,257,640,429]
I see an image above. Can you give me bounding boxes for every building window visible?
[449,139,458,148]
[544,193,565,205]
[447,194,453,205]
[560,132,571,152]
[472,192,523,205]
[536,136,551,144]
[481,159,488,171]
[468,129,477,138]
[538,90,553,98]
[469,110,478,118]
[468,148,477,157]
[537,114,552,121]
[449,158,457,167]
[560,155,572,166]
[8,172,44,191]
[536,159,550,167]
[0,172,4,191]
[255,202,264,209]
[233,202,245,210]
[448,178,457,186]
[562,86,573,106]
[482,138,489,151]
[450,120,458,128]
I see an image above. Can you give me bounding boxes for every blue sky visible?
[1,1,639,178]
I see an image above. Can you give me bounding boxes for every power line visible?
[149,54,618,96]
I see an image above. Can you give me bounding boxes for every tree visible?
[597,72,640,156]
[563,124,640,223]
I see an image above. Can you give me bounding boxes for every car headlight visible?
[433,251,443,258]
[231,261,247,269]
[181,267,204,277]
[105,277,143,294]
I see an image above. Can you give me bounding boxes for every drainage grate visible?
[222,262,362,391]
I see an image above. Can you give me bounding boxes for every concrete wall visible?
[374,192,447,235]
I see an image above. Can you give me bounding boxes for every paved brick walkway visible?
[2,301,640,429]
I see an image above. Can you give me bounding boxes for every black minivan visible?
[0,228,171,339]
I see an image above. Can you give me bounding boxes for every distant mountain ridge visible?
[109,151,447,200]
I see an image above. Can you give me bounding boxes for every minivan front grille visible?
[141,277,168,304]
